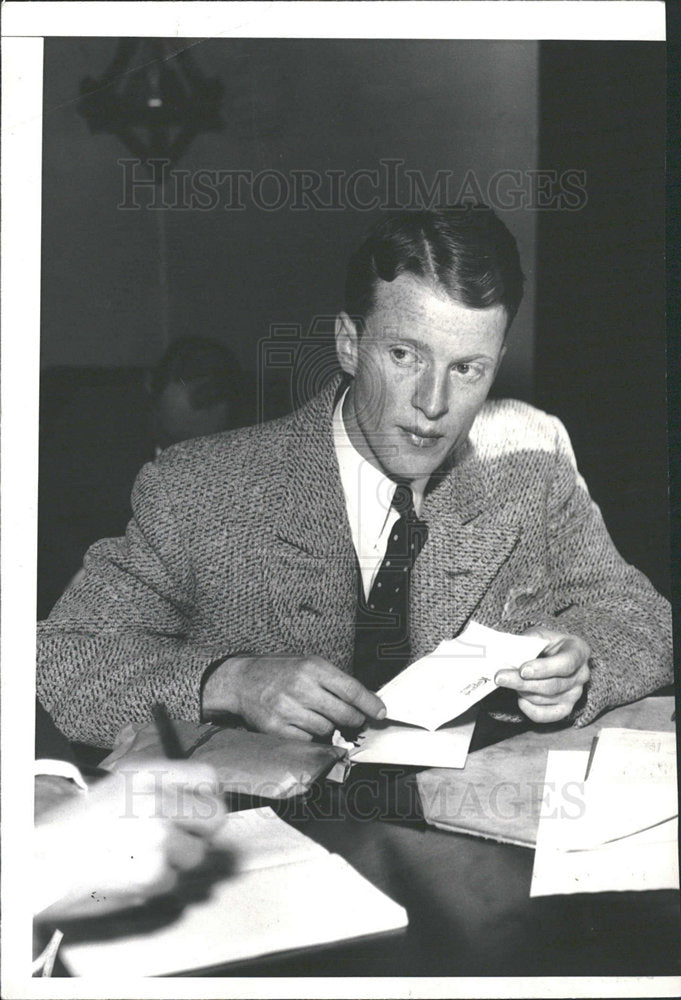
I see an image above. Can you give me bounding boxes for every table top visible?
[65,699,680,980]
[196,762,678,979]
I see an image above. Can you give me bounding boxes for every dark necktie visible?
[352,481,428,692]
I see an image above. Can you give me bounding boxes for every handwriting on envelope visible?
[377,621,549,731]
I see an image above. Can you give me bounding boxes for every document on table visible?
[377,620,548,731]
[60,807,408,977]
[530,735,679,897]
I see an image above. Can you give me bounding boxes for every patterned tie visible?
[352,481,428,691]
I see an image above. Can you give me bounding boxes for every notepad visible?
[60,807,408,976]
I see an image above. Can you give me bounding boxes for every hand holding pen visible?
[35,705,225,924]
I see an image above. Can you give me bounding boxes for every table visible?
[67,705,680,979]
[185,759,680,978]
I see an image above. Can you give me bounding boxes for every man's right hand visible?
[202,655,386,740]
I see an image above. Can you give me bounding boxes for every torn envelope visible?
[333,708,478,770]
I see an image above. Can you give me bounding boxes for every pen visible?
[152,702,187,760]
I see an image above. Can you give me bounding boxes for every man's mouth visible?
[400,427,444,450]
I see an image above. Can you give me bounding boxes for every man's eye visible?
[389,347,418,366]
[452,362,483,380]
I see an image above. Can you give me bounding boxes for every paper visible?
[210,805,328,871]
[377,621,548,730]
[417,694,677,849]
[586,728,678,783]
[345,710,477,768]
[61,807,408,976]
[530,750,679,897]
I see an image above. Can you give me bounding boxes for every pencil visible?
[152,702,187,760]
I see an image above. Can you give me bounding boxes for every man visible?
[37,207,672,748]
[146,335,245,453]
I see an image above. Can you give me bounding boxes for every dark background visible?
[38,39,668,616]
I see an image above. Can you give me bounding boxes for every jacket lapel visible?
[266,378,357,671]
[409,441,521,659]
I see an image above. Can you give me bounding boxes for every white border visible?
[1,1,667,42]
[8,974,681,1000]
[0,1,672,998]
[1,35,45,997]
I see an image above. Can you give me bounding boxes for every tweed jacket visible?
[37,377,672,746]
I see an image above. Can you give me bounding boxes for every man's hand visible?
[203,654,386,740]
[494,626,591,724]
[35,761,226,922]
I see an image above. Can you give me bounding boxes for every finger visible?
[500,672,586,698]
[522,626,564,642]
[270,690,336,737]
[283,701,337,738]
[518,697,575,724]
[517,685,585,707]
[278,723,314,742]
[173,792,226,836]
[166,828,208,872]
[494,667,523,690]
[303,688,366,730]
[312,662,386,719]
[518,640,590,681]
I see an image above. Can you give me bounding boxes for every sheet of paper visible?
[61,808,408,977]
[210,806,327,872]
[530,750,679,897]
[349,710,477,768]
[377,620,548,730]
[587,728,678,782]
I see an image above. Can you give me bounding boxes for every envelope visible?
[377,621,548,730]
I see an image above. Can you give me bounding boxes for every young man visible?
[37,207,672,747]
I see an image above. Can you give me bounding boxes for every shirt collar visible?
[332,387,426,545]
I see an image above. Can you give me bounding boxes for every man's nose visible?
[411,367,449,421]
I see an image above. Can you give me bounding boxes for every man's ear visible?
[335,311,360,377]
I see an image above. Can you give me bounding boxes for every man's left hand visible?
[494,626,591,724]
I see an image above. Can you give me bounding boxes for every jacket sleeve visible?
[533,415,673,726]
[37,460,228,747]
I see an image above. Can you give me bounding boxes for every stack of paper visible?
[417,694,677,847]
[333,621,548,770]
[531,729,679,897]
[60,807,408,976]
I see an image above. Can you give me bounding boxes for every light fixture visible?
[77,39,224,174]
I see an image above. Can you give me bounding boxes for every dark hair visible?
[148,336,242,410]
[344,205,524,331]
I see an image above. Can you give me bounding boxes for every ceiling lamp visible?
[77,39,224,172]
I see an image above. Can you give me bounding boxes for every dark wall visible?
[535,43,668,597]
[41,38,539,400]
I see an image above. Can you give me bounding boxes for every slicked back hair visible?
[344,205,524,333]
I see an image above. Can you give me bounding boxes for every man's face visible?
[336,273,507,480]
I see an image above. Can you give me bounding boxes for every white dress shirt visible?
[332,388,426,601]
